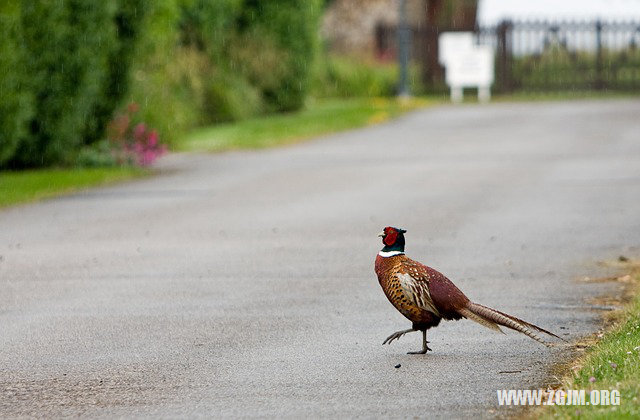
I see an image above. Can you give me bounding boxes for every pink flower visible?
[140,150,157,166]
[134,123,146,142]
[106,105,166,167]
[147,130,158,147]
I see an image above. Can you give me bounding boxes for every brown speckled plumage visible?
[375,253,467,329]
[375,226,563,354]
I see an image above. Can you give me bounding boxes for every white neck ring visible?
[378,250,404,257]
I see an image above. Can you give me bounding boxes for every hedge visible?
[234,0,322,112]
[0,1,32,167]
[0,0,322,168]
[0,1,147,168]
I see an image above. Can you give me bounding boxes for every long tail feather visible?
[476,304,566,341]
[458,307,504,333]
[461,302,563,347]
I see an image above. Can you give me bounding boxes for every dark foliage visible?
[1,0,321,168]
[1,1,146,168]
[0,1,32,166]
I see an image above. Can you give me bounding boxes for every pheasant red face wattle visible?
[383,229,397,246]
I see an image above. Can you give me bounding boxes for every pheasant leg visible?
[382,328,415,345]
[407,330,432,354]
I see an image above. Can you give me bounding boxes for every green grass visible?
[494,90,640,103]
[180,97,430,152]
[182,93,640,154]
[7,91,630,210]
[0,167,146,209]
[0,98,425,209]
[541,266,640,419]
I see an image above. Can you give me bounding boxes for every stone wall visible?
[322,0,426,57]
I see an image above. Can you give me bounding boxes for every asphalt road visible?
[1,100,639,418]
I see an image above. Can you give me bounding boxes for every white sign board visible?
[438,32,474,66]
[444,45,494,87]
[439,32,495,103]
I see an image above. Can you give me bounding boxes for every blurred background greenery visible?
[3,0,636,173]
[0,0,422,170]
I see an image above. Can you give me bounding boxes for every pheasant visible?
[375,226,563,354]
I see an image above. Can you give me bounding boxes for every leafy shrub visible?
[145,0,322,127]
[226,30,290,110]
[76,141,118,168]
[178,0,241,58]
[0,1,32,167]
[312,54,424,98]
[1,0,323,168]
[313,55,398,97]
[177,0,263,123]
[126,0,211,146]
[83,0,147,145]
[236,0,322,111]
[127,48,204,148]
[202,71,263,123]
[10,1,118,167]
[1,1,148,169]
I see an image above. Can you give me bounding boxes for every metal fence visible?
[377,20,640,93]
[485,20,640,92]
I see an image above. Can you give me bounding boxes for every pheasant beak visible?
[378,231,385,238]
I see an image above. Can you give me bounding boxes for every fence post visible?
[397,0,411,97]
[595,20,604,89]
[496,20,512,92]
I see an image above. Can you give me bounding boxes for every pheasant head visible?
[378,226,407,254]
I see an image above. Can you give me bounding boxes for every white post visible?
[478,86,491,103]
[451,86,463,103]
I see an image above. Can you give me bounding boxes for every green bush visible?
[1,0,323,168]
[83,0,147,145]
[157,0,322,125]
[0,1,148,168]
[126,0,253,144]
[126,0,201,147]
[313,55,398,97]
[76,140,118,168]
[236,0,322,111]
[202,71,263,123]
[178,0,241,59]
[226,30,289,110]
[177,0,321,116]
[10,1,117,167]
[178,0,261,124]
[312,54,424,98]
[0,1,32,167]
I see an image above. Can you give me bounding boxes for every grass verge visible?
[0,167,146,209]
[493,90,639,103]
[1,97,424,209]
[538,262,640,418]
[180,97,430,152]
